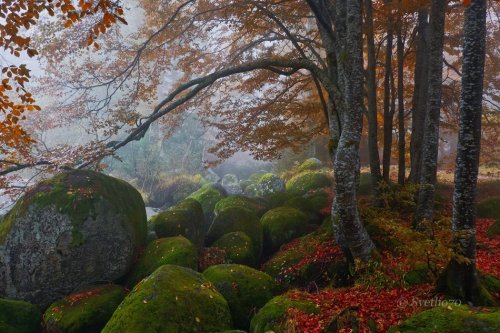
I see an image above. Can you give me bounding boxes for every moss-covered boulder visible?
[285,171,332,196]
[189,183,226,223]
[262,228,347,288]
[249,293,319,333]
[264,192,294,209]
[260,207,309,254]
[213,232,257,267]
[283,191,331,224]
[256,173,285,196]
[149,198,205,248]
[102,265,232,333]
[297,158,323,172]
[0,298,41,333]
[214,196,269,217]
[387,305,500,333]
[0,170,147,308]
[203,264,280,330]
[207,206,263,260]
[43,284,125,333]
[149,174,203,208]
[222,174,243,195]
[126,236,198,287]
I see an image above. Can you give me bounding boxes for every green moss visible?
[127,236,198,288]
[387,305,500,333]
[260,207,309,254]
[149,198,205,248]
[481,273,500,295]
[283,191,330,224]
[213,232,257,267]
[203,264,280,330]
[102,265,232,333]
[43,284,125,333]
[477,197,500,237]
[264,192,293,209]
[249,293,319,333]
[207,206,263,260]
[297,158,323,172]
[358,172,373,196]
[403,265,432,286]
[214,196,269,217]
[0,298,41,333]
[0,170,147,249]
[189,184,226,223]
[256,173,285,196]
[285,171,332,196]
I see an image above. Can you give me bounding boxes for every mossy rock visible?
[387,304,500,333]
[477,196,500,221]
[203,264,280,330]
[297,158,323,172]
[0,298,41,333]
[403,264,432,286]
[207,206,263,260]
[285,171,332,196]
[102,265,232,333]
[149,198,205,249]
[262,229,347,288]
[260,207,309,255]
[215,196,269,217]
[264,192,294,209]
[213,232,257,267]
[249,293,319,333]
[126,236,198,288]
[149,174,202,208]
[43,284,125,333]
[481,273,500,296]
[189,183,226,224]
[283,191,330,224]
[0,170,147,308]
[255,173,285,196]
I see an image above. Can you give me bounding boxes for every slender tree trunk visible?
[438,0,489,305]
[332,0,375,261]
[382,13,394,183]
[408,9,429,183]
[414,0,446,228]
[397,17,405,186]
[364,0,382,203]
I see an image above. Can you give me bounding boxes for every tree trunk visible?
[397,17,405,186]
[408,9,429,183]
[382,13,394,183]
[438,0,491,305]
[363,0,382,203]
[332,0,375,261]
[413,0,446,228]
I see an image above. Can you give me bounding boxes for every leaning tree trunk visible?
[413,0,446,229]
[382,13,394,183]
[408,9,429,183]
[364,0,382,203]
[438,0,490,305]
[332,0,375,261]
[397,17,405,186]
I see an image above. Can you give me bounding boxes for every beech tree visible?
[438,0,489,304]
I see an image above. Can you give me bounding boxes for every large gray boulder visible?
[0,170,147,308]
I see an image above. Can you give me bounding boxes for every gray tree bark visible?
[413,0,446,228]
[438,0,489,304]
[408,9,429,183]
[364,0,382,203]
[397,17,405,186]
[382,12,395,183]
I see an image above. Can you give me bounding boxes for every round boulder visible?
[43,284,125,333]
[126,236,198,288]
[189,183,226,224]
[0,298,41,333]
[149,198,205,249]
[207,206,263,260]
[260,207,309,254]
[256,173,285,196]
[285,171,332,196]
[213,232,257,267]
[203,264,280,330]
[102,265,232,333]
[214,196,269,217]
[0,170,147,308]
